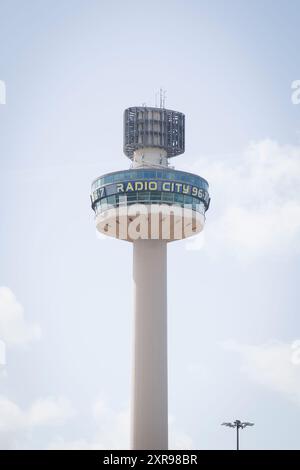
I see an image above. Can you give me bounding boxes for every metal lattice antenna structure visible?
[221,420,254,450]
[123,106,185,159]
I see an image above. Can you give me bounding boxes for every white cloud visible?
[223,339,300,406]
[48,400,129,450]
[28,397,75,427]
[185,140,300,257]
[48,437,98,450]
[0,287,41,347]
[0,396,74,449]
[48,399,194,450]
[169,415,194,450]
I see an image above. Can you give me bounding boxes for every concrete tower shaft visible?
[132,240,168,449]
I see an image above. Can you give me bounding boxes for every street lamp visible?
[221,420,254,450]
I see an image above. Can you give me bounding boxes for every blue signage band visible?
[91,180,210,210]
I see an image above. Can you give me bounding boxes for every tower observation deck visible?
[91,105,210,449]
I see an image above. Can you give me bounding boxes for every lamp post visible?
[221,420,254,450]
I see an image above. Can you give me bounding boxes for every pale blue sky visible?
[1,0,300,449]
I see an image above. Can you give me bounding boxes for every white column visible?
[132,147,168,168]
[131,239,168,450]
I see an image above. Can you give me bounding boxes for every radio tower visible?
[90,103,210,450]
